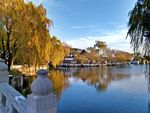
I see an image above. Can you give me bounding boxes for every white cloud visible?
[66,28,133,53]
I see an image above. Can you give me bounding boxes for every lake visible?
[19,65,150,113]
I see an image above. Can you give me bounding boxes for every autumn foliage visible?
[0,0,69,70]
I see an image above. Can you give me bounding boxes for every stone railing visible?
[0,59,57,113]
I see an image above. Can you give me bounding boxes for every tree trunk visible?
[6,29,12,70]
[8,59,11,70]
[1,38,6,59]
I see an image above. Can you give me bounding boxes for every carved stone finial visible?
[31,69,52,96]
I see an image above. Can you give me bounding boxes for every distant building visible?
[63,55,75,64]
[80,49,87,55]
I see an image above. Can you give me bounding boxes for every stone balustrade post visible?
[0,59,9,109]
[0,59,9,83]
[27,69,57,113]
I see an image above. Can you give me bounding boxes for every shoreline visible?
[59,62,130,68]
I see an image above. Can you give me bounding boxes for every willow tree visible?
[49,36,70,67]
[0,0,52,70]
[0,0,24,70]
[16,3,52,68]
[0,21,6,59]
[115,51,132,63]
[127,0,150,57]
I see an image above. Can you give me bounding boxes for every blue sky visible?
[26,0,137,52]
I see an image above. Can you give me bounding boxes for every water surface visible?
[20,65,150,113]
[55,65,150,113]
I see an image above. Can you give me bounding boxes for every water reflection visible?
[11,65,150,113]
[48,70,70,99]
[145,65,150,113]
[18,66,132,96]
[60,67,130,92]
[148,76,150,113]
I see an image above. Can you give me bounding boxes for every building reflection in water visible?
[60,67,130,92]
[10,65,150,112]
[14,66,131,99]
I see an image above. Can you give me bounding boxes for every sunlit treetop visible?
[0,0,68,70]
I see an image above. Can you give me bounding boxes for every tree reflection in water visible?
[12,65,150,113]
[19,70,70,99]
[60,67,130,92]
[18,67,131,98]
[48,70,70,99]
